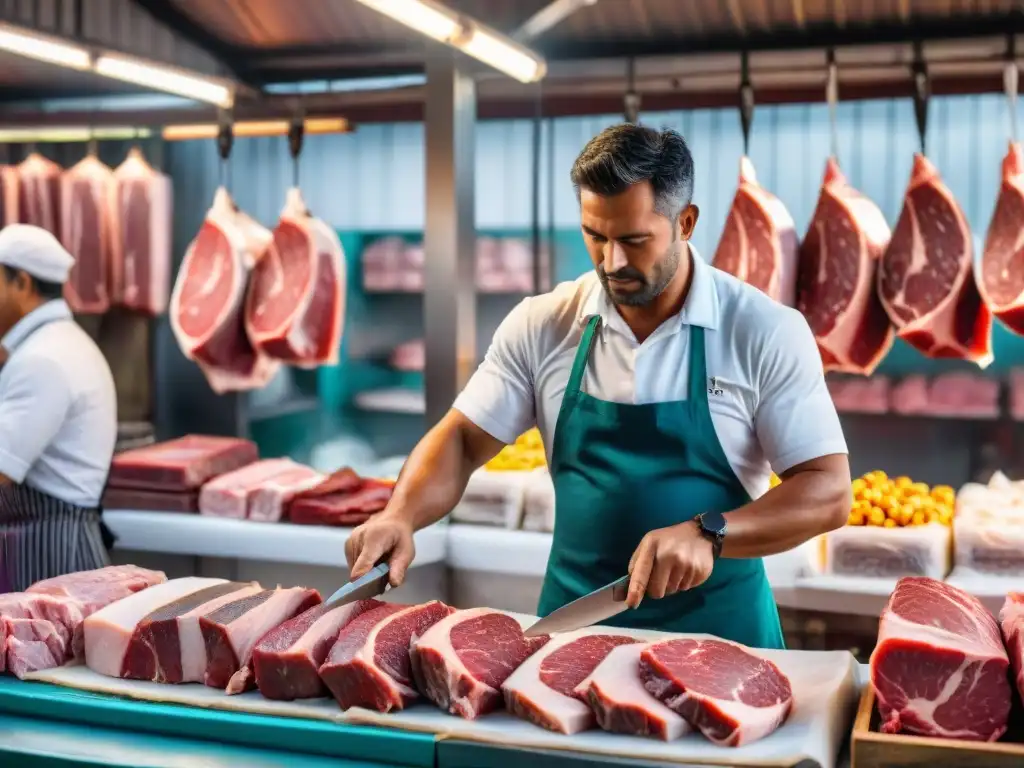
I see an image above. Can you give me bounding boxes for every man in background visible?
[0,224,117,591]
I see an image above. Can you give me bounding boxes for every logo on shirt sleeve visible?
[708,376,725,397]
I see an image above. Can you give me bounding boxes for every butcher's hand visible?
[345,514,416,587]
[626,520,714,608]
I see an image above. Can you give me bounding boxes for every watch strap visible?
[697,512,725,560]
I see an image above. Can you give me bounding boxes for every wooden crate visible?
[852,685,1024,767]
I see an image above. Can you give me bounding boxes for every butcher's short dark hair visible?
[3,265,63,300]
[570,123,695,220]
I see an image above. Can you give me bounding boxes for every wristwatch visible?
[695,511,727,561]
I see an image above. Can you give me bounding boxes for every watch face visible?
[700,510,727,535]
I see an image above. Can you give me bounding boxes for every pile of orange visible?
[848,470,954,529]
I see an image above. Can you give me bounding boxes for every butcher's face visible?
[0,268,30,337]
[580,182,699,307]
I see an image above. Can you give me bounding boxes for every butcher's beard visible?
[599,244,681,307]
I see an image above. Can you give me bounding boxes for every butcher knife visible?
[523,575,631,637]
[323,562,391,610]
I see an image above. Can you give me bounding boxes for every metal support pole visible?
[423,53,477,429]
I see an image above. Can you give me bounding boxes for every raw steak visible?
[27,565,166,614]
[120,581,261,683]
[797,158,893,374]
[102,487,199,514]
[198,458,306,519]
[980,142,1024,335]
[878,154,992,365]
[11,153,61,235]
[641,638,793,747]
[711,157,799,306]
[827,376,890,414]
[576,643,690,741]
[60,155,115,315]
[170,187,280,394]
[248,464,325,522]
[0,593,84,649]
[252,598,382,700]
[110,147,173,316]
[319,600,454,712]
[3,618,68,679]
[84,577,228,678]
[109,435,258,492]
[870,576,1011,741]
[199,586,321,691]
[502,629,639,734]
[999,593,1024,702]
[288,480,394,526]
[245,187,346,366]
[410,608,550,719]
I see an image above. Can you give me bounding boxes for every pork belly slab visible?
[84,577,229,678]
[252,598,382,700]
[199,586,322,692]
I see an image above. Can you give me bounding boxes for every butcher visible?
[0,224,117,591]
[347,123,852,648]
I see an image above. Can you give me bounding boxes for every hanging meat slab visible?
[170,187,280,393]
[979,141,1024,335]
[878,154,992,365]
[797,157,894,375]
[245,187,346,366]
[711,157,799,306]
[110,148,173,316]
[11,153,61,236]
[60,155,116,315]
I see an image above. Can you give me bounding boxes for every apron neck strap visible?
[566,315,602,398]
[687,324,708,405]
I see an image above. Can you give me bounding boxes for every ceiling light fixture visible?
[162,117,351,141]
[0,126,152,143]
[0,22,90,69]
[354,0,546,83]
[94,53,235,108]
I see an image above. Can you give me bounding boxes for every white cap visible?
[0,224,74,284]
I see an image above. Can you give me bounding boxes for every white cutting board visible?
[27,613,857,768]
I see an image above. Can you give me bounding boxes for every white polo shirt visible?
[0,299,117,507]
[453,247,848,499]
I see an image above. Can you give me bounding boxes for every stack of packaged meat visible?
[950,472,1024,579]
[890,373,1000,419]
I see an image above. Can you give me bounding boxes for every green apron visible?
[537,314,785,649]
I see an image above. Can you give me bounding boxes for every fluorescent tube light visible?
[162,118,350,141]
[460,27,546,83]
[355,0,460,42]
[0,126,152,143]
[0,23,90,69]
[95,53,234,108]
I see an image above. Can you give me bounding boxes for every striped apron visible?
[0,315,114,593]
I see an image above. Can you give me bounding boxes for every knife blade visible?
[323,562,391,610]
[523,575,631,637]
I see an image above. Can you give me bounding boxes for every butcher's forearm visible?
[720,460,851,558]
[383,412,501,531]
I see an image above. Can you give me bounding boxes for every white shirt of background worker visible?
[0,224,117,592]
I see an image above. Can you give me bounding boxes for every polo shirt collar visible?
[2,299,72,353]
[581,243,720,334]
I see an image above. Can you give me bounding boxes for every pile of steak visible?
[1,565,166,678]
[640,638,793,747]
[870,576,1011,741]
[576,643,690,741]
[877,154,992,365]
[797,157,893,375]
[170,187,280,394]
[319,600,454,712]
[198,458,321,520]
[711,157,799,306]
[287,468,395,526]
[245,187,346,367]
[502,629,640,734]
[60,155,116,315]
[410,607,549,719]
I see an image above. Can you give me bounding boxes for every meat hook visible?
[826,48,839,162]
[1006,34,1018,144]
[739,51,754,157]
[911,41,929,156]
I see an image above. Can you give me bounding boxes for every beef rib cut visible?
[1000,593,1024,705]
[10,153,61,236]
[979,141,1024,335]
[110,148,173,316]
[319,600,454,712]
[797,157,894,374]
[641,638,793,747]
[170,187,280,394]
[502,629,639,734]
[878,154,992,365]
[870,576,1010,741]
[410,607,549,719]
[711,157,799,306]
[108,435,258,492]
[246,188,346,366]
[60,155,115,315]
[252,598,382,700]
[575,642,690,741]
